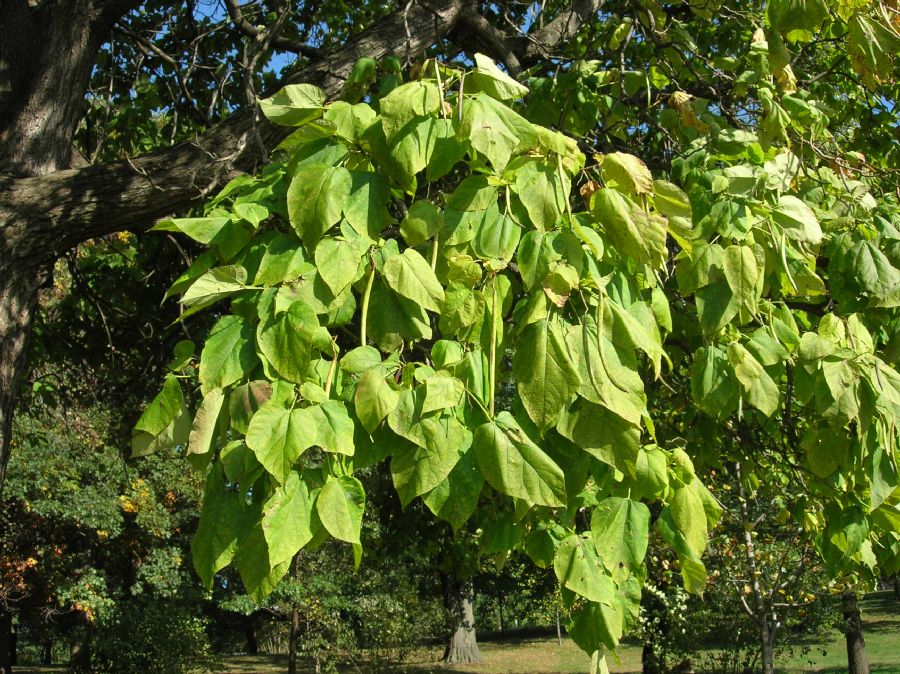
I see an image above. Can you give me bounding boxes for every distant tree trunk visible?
[41,638,52,666]
[244,623,259,656]
[69,631,91,673]
[288,553,301,674]
[893,576,899,601]
[0,607,13,674]
[842,592,870,674]
[443,576,481,664]
[736,462,776,674]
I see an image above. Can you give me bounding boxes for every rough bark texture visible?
[0,606,13,674]
[443,577,481,664]
[842,592,871,674]
[0,0,141,176]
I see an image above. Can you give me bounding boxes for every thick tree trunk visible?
[0,607,14,674]
[0,267,46,494]
[443,576,481,664]
[842,592,870,674]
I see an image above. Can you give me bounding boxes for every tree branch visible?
[0,0,468,270]
[225,0,322,59]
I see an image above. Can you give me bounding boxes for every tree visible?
[4,1,900,672]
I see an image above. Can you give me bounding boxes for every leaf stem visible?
[324,338,338,397]
[360,256,375,346]
[489,278,498,418]
[431,237,439,271]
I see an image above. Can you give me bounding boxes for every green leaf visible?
[461,93,536,171]
[188,388,225,457]
[439,283,486,338]
[316,476,366,544]
[473,411,566,507]
[379,80,441,142]
[132,375,191,457]
[771,196,822,245]
[722,245,760,323]
[182,265,249,308]
[849,240,900,303]
[565,319,646,427]
[446,175,498,211]
[511,157,569,231]
[192,464,241,588]
[258,83,326,126]
[593,188,667,268]
[246,402,317,484]
[354,368,400,433]
[568,601,621,654]
[695,282,739,337]
[152,216,230,244]
[366,279,432,351]
[323,101,377,141]
[199,315,260,395]
[554,534,616,604]
[423,447,485,530]
[391,417,472,506]
[474,211,521,264]
[726,342,780,416]
[422,373,465,414]
[591,497,650,576]
[599,152,654,196]
[469,53,529,100]
[691,346,740,418]
[315,236,363,294]
[254,234,314,286]
[653,180,692,219]
[288,163,352,250]
[557,401,641,478]
[513,318,580,432]
[344,171,391,240]
[229,381,273,434]
[848,12,900,87]
[767,0,828,40]
[382,248,445,312]
[308,400,355,455]
[668,479,710,559]
[256,301,321,384]
[262,471,315,569]
[400,200,444,246]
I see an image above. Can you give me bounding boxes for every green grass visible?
[216,592,899,674]
[14,593,899,674]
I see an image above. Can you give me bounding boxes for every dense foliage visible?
[135,2,900,663]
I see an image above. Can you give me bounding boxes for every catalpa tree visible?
[134,20,900,672]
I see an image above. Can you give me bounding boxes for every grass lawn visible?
[217,592,899,674]
[14,592,898,673]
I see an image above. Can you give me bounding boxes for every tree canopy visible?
[2,1,900,673]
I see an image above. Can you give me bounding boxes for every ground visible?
[15,592,900,673]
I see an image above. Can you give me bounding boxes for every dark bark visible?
[0,0,602,496]
[443,576,481,664]
[0,0,141,177]
[842,592,870,674]
[0,607,13,674]
[41,639,52,666]
[244,624,259,656]
[288,554,301,674]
